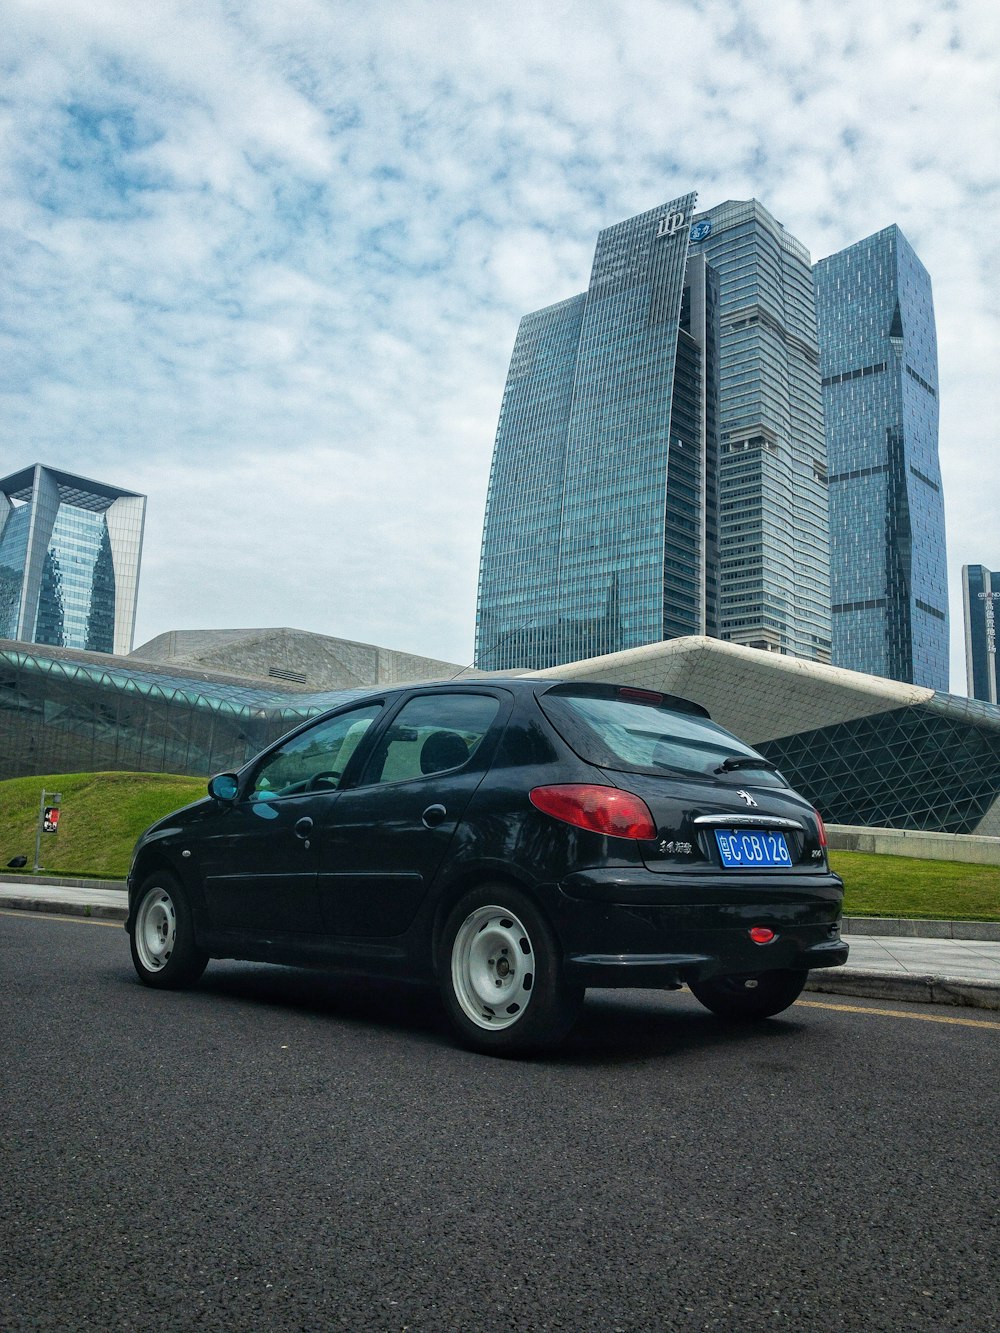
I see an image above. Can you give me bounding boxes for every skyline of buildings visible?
[0,464,146,657]
[0,201,977,697]
[476,191,721,671]
[963,564,999,704]
[814,225,949,690]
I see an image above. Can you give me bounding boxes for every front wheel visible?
[129,872,208,990]
[688,968,808,1021]
[438,885,582,1056]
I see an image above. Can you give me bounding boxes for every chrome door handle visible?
[421,804,447,828]
[294,817,314,839]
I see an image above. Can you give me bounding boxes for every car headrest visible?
[419,731,469,775]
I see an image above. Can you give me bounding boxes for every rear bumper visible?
[551,866,848,988]
[565,938,849,988]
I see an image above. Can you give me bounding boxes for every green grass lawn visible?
[0,772,207,880]
[831,850,1000,921]
[2,772,1000,920]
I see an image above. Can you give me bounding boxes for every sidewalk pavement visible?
[2,876,999,1012]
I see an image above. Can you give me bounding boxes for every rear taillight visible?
[529,784,657,840]
[814,809,827,847]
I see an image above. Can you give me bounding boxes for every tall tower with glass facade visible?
[476,192,721,671]
[963,565,999,703]
[687,199,832,663]
[0,465,146,655]
[813,226,948,689]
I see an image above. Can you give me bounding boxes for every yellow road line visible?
[797,998,1000,1030]
[0,908,121,928]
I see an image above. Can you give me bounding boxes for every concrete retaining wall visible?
[828,824,1000,866]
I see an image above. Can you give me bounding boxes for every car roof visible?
[345,675,709,718]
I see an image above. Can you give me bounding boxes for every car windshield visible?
[539,689,782,783]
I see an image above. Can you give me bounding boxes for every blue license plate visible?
[715,829,792,868]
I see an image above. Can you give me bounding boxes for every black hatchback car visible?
[126,677,848,1053]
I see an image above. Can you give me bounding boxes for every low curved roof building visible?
[529,637,1000,836]
[3,633,1000,835]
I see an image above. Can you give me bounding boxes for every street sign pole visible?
[33,788,62,873]
[33,788,46,874]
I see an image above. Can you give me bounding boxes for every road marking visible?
[796,998,1000,1031]
[0,908,121,928]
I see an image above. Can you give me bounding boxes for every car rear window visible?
[538,688,784,784]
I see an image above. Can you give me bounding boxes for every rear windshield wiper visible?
[714,754,778,774]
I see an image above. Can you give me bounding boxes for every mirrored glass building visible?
[963,564,999,704]
[688,200,832,663]
[0,465,146,656]
[476,192,721,671]
[813,226,948,689]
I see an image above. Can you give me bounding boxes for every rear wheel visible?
[129,872,208,990]
[439,885,582,1055]
[689,968,808,1021]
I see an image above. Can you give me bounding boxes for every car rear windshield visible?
[538,688,784,785]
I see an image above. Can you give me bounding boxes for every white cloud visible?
[1,0,998,688]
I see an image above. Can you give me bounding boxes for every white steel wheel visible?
[129,871,208,990]
[135,886,177,973]
[451,904,535,1030]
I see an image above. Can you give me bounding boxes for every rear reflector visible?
[749,927,776,945]
[529,784,657,840]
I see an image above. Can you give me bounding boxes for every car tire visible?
[438,885,583,1055]
[129,871,209,990]
[688,968,808,1021]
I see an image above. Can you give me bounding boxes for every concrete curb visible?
[843,916,1000,941]
[0,873,126,891]
[0,894,127,922]
[804,969,1000,1011]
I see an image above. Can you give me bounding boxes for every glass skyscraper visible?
[813,226,948,689]
[687,199,831,662]
[963,565,999,703]
[477,192,720,670]
[0,464,146,655]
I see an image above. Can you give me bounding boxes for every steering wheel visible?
[305,770,341,791]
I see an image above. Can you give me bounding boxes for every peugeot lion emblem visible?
[737,789,758,807]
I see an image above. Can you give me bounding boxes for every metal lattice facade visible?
[757,702,1000,835]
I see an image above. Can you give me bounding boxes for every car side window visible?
[362,694,500,786]
[251,704,383,799]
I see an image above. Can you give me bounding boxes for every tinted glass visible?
[251,704,382,798]
[363,693,500,786]
[539,691,784,784]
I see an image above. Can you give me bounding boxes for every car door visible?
[196,702,384,935]
[313,690,509,937]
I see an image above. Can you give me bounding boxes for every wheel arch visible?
[429,864,552,979]
[128,844,201,917]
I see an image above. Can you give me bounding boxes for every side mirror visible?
[208,772,240,802]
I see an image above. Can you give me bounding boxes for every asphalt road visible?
[2,911,999,1333]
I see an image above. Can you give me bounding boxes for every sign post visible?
[33,789,62,874]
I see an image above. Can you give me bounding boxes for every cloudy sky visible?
[2,0,998,689]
